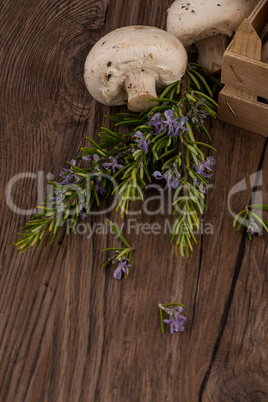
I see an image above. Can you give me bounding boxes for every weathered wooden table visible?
[1,1,267,401]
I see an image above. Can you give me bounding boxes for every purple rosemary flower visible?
[102,158,124,174]
[173,116,189,137]
[76,194,88,219]
[195,156,216,178]
[152,163,181,192]
[58,172,82,185]
[148,110,188,137]
[58,175,72,185]
[58,160,76,184]
[247,216,262,236]
[95,179,105,195]
[56,159,83,186]
[162,109,178,136]
[113,261,131,280]
[162,110,188,137]
[82,155,92,162]
[82,154,100,163]
[148,112,165,135]
[79,210,87,219]
[133,131,149,153]
[153,171,176,191]
[187,99,210,126]
[163,316,184,334]
[152,170,179,191]
[163,305,187,334]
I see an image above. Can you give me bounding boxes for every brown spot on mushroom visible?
[101,41,105,45]
[106,73,112,81]
[107,61,112,67]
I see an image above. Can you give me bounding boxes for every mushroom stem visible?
[195,34,229,73]
[125,71,159,112]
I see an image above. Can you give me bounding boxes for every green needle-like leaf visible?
[107,219,130,247]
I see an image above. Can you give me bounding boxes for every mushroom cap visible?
[167,0,259,47]
[84,25,187,106]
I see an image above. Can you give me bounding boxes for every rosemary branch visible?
[14,63,221,256]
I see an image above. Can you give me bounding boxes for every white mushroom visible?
[84,26,187,112]
[167,0,259,73]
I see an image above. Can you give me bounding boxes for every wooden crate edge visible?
[218,87,268,137]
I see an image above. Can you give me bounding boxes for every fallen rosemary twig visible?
[101,219,133,280]
[233,204,268,239]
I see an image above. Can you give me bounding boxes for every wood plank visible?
[221,52,268,98]
[218,87,268,136]
[222,19,262,100]
[0,1,268,401]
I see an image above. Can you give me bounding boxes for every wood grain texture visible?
[0,1,267,401]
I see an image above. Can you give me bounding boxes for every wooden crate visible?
[218,0,268,136]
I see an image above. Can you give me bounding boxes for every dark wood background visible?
[1,1,267,401]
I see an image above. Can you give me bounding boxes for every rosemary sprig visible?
[102,219,133,279]
[233,204,268,239]
[158,303,186,334]
[14,63,220,256]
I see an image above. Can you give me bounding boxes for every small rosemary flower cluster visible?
[153,162,182,191]
[148,109,189,137]
[187,98,210,126]
[111,253,131,280]
[233,204,268,239]
[159,304,187,334]
[247,216,263,236]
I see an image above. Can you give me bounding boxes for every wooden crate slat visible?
[218,87,268,137]
[248,0,268,33]
[222,19,262,101]
[221,52,268,98]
